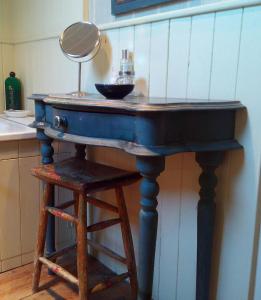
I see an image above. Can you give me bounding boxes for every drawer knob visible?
[54,116,67,129]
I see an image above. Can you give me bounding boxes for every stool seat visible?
[32,158,141,192]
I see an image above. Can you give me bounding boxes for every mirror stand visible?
[71,62,88,97]
[59,21,101,97]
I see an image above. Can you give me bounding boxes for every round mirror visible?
[60,21,100,62]
[59,21,101,95]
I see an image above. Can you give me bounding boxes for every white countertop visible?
[0,115,36,141]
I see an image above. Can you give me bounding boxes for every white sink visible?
[0,116,36,141]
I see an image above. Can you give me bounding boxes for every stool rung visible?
[87,218,121,232]
[87,238,127,264]
[39,257,79,286]
[46,206,78,223]
[87,196,118,213]
[47,244,77,261]
[90,272,129,294]
[55,200,75,210]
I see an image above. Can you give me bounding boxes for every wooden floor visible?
[0,254,131,300]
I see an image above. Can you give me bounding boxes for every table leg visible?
[136,156,165,300]
[38,131,55,272]
[195,151,224,300]
[75,144,86,159]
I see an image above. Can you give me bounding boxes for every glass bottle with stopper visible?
[117,49,135,85]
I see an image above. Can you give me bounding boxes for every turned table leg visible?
[136,156,165,300]
[195,151,224,300]
[75,143,86,159]
[37,130,55,273]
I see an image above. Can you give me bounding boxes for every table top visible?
[30,94,244,113]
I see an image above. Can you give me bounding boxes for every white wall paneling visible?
[119,26,135,52]
[209,9,243,100]
[167,17,192,99]
[88,4,261,300]
[156,155,183,299]
[187,13,215,100]
[254,224,261,300]
[176,154,200,300]
[217,5,261,300]
[133,23,151,96]
[103,29,120,81]
[149,20,169,99]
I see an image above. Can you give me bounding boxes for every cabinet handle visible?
[54,116,67,129]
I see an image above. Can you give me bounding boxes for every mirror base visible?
[68,91,88,97]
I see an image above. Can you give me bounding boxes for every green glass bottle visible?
[5,72,22,110]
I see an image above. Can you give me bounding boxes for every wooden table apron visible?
[30,94,244,300]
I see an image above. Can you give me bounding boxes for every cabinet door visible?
[19,156,40,265]
[0,159,21,272]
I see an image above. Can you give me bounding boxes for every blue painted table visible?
[30,94,244,300]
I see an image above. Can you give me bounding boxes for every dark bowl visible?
[95,84,134,99]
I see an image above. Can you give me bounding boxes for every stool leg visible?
[32,183,53,293]
[76,192,88,300]
[115,187,138,300]
[74,191,79,239]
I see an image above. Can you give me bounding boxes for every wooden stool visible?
[31,157,141,300]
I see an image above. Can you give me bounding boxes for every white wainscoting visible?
[3,1,261,300]
[83,5,261,300]
[82,4,261,299]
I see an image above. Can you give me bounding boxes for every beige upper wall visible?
[0,0,4,41]
[0,0,85,111]
[0,0,12,42]
[3,0,84,43]
[0,0,14,112]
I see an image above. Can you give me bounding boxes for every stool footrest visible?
[87,196,118,213]
[47,244,77,262]
[39,257,79,286]
[55,200,75,210]
[90,272,129,294]
[87,238,127,264]
[53,197,119,213]
[46,206,78,223]
[87,218,121,232]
